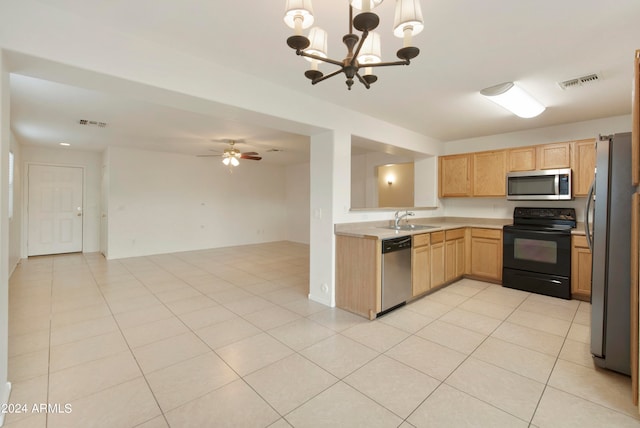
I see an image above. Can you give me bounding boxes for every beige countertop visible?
[335,217,587,239]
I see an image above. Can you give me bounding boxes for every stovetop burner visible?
[511,207,577,229]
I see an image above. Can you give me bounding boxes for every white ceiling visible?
[9,0,640,164]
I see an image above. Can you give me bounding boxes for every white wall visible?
[20,146,102,256]
[441,115,633,221]
[8,131,21,274]
[0,51,12,426]
[106,146,288,259]
[285,162,310,245]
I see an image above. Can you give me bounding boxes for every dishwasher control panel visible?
[382,236,412,253]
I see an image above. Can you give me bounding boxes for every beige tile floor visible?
[3,242,640,427]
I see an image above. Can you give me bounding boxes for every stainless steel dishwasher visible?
[380,236,412,315]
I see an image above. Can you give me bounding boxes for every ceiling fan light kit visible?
[197,140,262,169]
[283,0,424,90]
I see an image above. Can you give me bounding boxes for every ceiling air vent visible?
[557,73,601,90]
[78,119,107,128]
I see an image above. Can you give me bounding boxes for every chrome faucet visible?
[394,210,415,228]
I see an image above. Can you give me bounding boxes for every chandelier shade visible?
[283,0,423,90]
[284,0,314,34]
[357,31,381,65]
[304,27,328,61]
[350,0,384,12]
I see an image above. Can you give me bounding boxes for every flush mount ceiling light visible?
[283,0,424,90]
[480,82,546,118]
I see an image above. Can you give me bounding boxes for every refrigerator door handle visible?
[585,178,595,251]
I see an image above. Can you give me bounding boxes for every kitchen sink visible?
[382,224,438,231]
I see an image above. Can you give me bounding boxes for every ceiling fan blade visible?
[242,151,259,156]
[241,155,262,161]
[196,154,222,157]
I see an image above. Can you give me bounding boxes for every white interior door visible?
[28,165,84,256]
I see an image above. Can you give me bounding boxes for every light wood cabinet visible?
[572,139,596,197]
[472,150,507,196]
[570,235,592,301]
[470,228,502,281]
[442,141,581,198]
[412,234,430,297]
[508,147,536,172]
[335,235,380,319]
[538,142,571,169]
[439,154,472,197]
[445,228,466,282]
[430,231,446,288]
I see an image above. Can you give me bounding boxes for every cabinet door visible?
[470,229,502,281]
[431,231,446,288]
[439,154,472,197]
[573,139,596,197]
[508,147,536,172]
[445,240,456,282]
[538,142,571,169]
[455,238,465,278]
[473,150,507,196]
[571,235,592,299]
[412,245,430,297]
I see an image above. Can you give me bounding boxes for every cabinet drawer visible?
[413,233,430,247]
[471,228,501,239]
[445,228,465,240]
[431,231,445,244]
[572,234,589,249]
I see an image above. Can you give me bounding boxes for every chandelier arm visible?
[366,60,411,68]
[351,30,369,66]
[310,68,345,85]
[354,72,371,89]
[348,5,353,35]
[297,50,344,67]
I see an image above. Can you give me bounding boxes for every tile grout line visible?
[85,253,173,428]
[397,285,536,426]
[525,300,581,427]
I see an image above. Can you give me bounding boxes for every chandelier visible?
[283,0,424,90]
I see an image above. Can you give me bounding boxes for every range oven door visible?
[502,226,571,277]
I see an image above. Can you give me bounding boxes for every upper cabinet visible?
[472,150,507,197]
[508,147,536,172]
[572,139,596,197]
[439,150,507,198]
[507,142,570,172]
[537,142,571,169]
[441,140,595,198]
[439,154,472,197]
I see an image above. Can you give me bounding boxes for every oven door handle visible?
[584,179,595,251]
[504,228,571,237]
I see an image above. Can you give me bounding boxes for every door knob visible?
[77,213,82,217]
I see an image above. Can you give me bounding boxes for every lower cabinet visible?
[335,235,380,319]
[412,234,430,297]
[571,235,592,300]
[470,228,503,281]
[430,231,446,288]
[445,228,466,282]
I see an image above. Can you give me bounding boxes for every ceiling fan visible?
[197,140,262,167]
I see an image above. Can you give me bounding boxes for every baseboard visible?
[0,381,12,427]
[308,293,332,308]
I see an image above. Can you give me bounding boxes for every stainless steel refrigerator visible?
[586,132,633,375]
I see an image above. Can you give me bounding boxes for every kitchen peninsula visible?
[335,216,589,320]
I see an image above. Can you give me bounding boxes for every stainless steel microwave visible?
[506,168,572,200]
